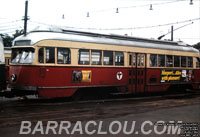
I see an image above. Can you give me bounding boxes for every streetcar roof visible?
[13,30,199,53]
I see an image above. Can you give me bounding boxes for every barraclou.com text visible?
[19,120,184,135]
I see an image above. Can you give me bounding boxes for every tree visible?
[0,33,13,47]
[193,42,200,50]
[13,29,24,39]
[0,29,24,47]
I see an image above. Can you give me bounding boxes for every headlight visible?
[11,74,17,82]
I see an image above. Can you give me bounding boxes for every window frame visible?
[91,50,102,65]
[45,47,55,64]
[158,54,165,67]
[115,51,124,66]
[181,56,186,67]
[196,57,200,68]
[78,49,90,65]
[174,56,180,67]
[129,54,132,66]
[150,54,157,67]
[57,47,71,64]
[166,55,173,67]
[11,48,35,64]
[103,50,114,65]
[187,56,193,68]
[38,47,44,63]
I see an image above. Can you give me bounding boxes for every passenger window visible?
[166,55,173,67]
[103,51,113,65]
[92,50,102,65]
[141,55,144,66]
[129,54,132,66]
[137,55,140,66]
[196,57,200,68]
[115,51,124,66]
[133,54,136,66]
[57,48,70,64]
[150,54,157,67]
[188,56,193,68]
[38,48,44,63]
[129,54,136,66]
[46,47,55,63]
[181,56,186,67]
[174,56,180,67]
[78,49,90,65]
[158,55,165,67]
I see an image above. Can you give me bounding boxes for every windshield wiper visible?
[24,52,29,60]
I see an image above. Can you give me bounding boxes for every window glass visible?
[11,49,21,63]
[103,51,113,65]
[14,40,31,46]
[78,49,90,65]
[166,55,173,67]
[115,51,124,65]
[19,50,34,64]
[174,56,180,67]
[181,56,186,67]
[158,55,165,67]
[137,55,140,66]
[133,54,136,66]
[46,47,55,63]
[92,50,102,65]
[12,48,35,64]
[129,54,132,66]
[188,56,193,67]
[150,54,157,67]
[141,55,144,66]
[57,48,70,64]
[196,57,200,68]
[38,48,44,63]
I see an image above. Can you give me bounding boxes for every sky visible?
[0,0,200,45]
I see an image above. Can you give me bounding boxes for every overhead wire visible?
[30,17,199,31]
[0,26,23,32]
[87,0,186,15]
[0,0,198,38]
[0,19,22,25]
[0,19,23,33]
[29,16,199,42]
[1,30,22,34]
[0,22,22,28]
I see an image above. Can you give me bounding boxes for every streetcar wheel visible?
[71,90,83,101]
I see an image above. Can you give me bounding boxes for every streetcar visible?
[4,47,11,82]
[8,30,200,98]
[0,37,6,91]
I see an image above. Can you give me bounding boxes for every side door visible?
[136,53,146,93]
[128,53,136,93]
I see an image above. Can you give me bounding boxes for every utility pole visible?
[23,0,29,35]
[171,26,173,41]
[157,22,193,40]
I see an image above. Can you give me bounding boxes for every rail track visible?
[0,90,199,129]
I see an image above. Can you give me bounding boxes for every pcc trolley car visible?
[0,37,6,91]
[9,30,200,98]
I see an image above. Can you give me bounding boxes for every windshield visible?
[11,48,35,64]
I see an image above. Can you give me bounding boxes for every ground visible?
[0,94,199,137]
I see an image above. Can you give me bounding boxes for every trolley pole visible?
[171,26,174,41]
[23,0,29,36]
[157,22,193,40]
